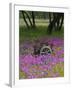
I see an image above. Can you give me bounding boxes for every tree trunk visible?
[21,11,29,28]
[59,14,64,30]
[24,11,33,27]
[32,11,36,28]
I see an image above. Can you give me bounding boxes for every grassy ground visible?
[19,26,64,43]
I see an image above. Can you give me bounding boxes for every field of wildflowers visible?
[19,37,64,79]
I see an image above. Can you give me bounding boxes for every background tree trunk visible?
[32,11,36,28]
[24,11,33,27]
[21,11,30,28]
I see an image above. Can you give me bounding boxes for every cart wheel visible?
[40,46,52,55]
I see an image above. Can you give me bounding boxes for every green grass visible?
[53,62,64,76]
[19,69,28,79]
[19,26,64,42]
